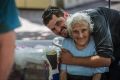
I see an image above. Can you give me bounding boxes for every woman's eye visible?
[82,29,87,33]
[73,31,79,34]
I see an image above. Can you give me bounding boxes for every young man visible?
[0,0,21,80]
[42,6,120,80]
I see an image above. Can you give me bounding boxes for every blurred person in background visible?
[0,0,21,80]
[42,6,120,80]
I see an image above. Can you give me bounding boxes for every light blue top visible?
[61,37,108,76]
[0,0,21,33]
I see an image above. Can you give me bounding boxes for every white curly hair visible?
[66,12,94,37]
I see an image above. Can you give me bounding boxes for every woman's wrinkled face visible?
[71,21,90,48]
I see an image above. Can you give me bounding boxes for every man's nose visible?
[55,26,61,33]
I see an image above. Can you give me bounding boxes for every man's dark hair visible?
[42,6,64,25]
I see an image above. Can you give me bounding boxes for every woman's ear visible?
[64,11,69,20]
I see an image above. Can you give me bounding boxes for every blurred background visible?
[15,0,120,40]
[9,0,120,80]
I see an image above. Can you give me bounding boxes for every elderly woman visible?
[60,13,108,80]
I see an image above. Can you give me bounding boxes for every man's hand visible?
[60,49,74,64]
[59,49,111,67]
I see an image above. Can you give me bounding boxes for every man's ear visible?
[63,11,69,20]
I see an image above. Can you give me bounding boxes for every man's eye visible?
[56,21,62,26]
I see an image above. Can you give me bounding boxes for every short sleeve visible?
[61,64,67,71]
[94,67,109,74]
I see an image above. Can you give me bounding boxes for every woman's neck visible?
[76,44,87,50]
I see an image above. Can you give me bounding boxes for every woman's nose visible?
[79,31,83,38]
